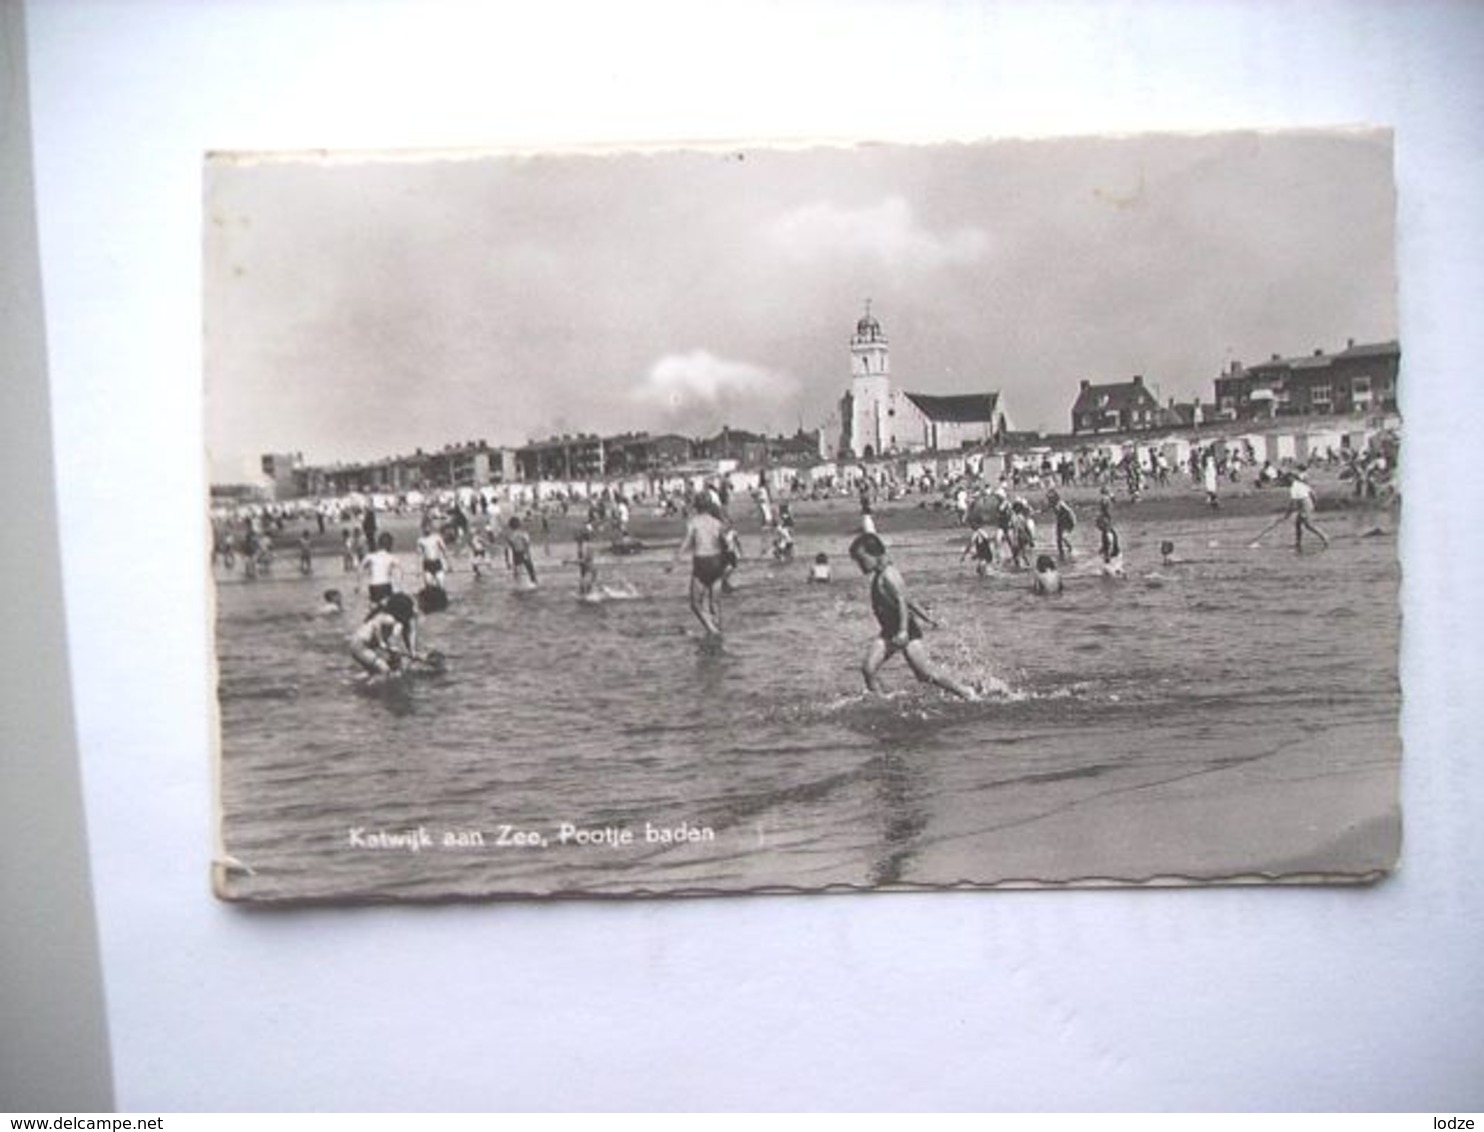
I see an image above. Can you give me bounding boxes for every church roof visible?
[903,391,1001,423]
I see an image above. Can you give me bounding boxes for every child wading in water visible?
[506,517,538,586]
[849,533,978,701]
[1286,467,1331,552]
[1032,554,1063,595]
[358,531,401,610]
[1249,466,1331,553]
[575,522,599,598]
[1046,487,1077,562]
[671,492,728,635]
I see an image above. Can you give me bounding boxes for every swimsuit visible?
[870,572,924,644]
[692,554,726,587]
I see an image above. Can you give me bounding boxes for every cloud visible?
[766,196,988,268]
[631,351,797,425]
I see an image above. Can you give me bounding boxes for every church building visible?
[834,304,1010,459]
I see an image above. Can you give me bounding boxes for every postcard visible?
[207,131,1401,901]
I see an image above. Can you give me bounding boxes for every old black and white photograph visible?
[207,131,1401,902]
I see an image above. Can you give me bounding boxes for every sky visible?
[204,130,1397,480]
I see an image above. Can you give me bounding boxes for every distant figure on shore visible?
[673,492,728,636]
[1032,554,1063,596]
[297,530,314,575]
[1202,451,1220,508]
[808,552,832,584]
[849,532,978,701]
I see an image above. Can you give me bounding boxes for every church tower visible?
[848,301,893,458]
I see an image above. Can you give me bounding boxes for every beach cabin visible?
[1270,433,1298,464]
[1299,427,1344,465]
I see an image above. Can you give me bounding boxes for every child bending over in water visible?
[849,533,978,701]
[348,592,421,678]
[808,552,832,584]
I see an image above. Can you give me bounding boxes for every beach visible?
[213,468,1400,901]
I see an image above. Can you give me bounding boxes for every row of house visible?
[259,427,828,499]
[1070,338,1401,436]
[251,308,1399,500]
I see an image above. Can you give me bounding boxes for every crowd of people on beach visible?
[214,433,1395,695]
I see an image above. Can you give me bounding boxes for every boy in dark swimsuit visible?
[673,494,728,634]
[849,533,978,701]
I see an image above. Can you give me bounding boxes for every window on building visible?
[1311,383,1332,408]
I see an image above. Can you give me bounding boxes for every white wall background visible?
[21,0,1484,1111]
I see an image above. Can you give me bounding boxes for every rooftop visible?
[904,391,1002,423]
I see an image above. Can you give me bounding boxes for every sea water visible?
[214,507,1400,901]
